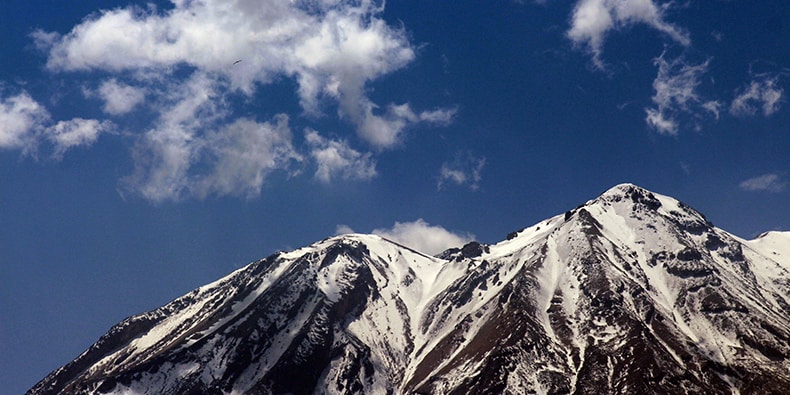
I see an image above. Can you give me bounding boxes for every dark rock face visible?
[28,185,790,395]
[437,241,490,262]
[460,241,488,258]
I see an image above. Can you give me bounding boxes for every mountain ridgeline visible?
[29,184,790,394]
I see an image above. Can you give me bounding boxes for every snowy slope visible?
[408,183,790,394]
[28,184,790,395]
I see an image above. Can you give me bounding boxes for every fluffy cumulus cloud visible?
[644,54,719,135]
[372,219,474,255]
[567,0,689,68]
[27,0,454,201]
[0,91,49,152]
[730,76,784,117]
[305,129,376,183]
[739,174,787,193]
[35,0,452,150]
[0,90,113,158]
[438,152,486,190]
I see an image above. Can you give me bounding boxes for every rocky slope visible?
[28,184,790,394]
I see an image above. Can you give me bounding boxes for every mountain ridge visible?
[28,183,790,394]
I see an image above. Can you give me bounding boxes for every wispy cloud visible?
[644,54,719,135]
[567,0,689,68]
[120,73,301,202]
[305,129,376,183]
[730,75,783,117]
[195,116,301,199]
[372,219,474,255]
[92,79,146,116]
[47,118,114,159]
[565,0,785,133]
[119,72,222,201]
[739,174,787,193]
[354,104,456,149]
[438,152,486,190]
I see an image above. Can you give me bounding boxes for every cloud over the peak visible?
[567,0,689,68]
[372,219,474,255]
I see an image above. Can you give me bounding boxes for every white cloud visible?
[35,0,451,151]
[730,76,783,117]
[438,152,486,190]
[96,79,146,115]
[372,219,474,255]
[702,100,722,120]
[644,54,716,135]
[28,0,456,202]
[120,73,300,202]
[352,103,456,149]
[419,107,457,125]
[305,129,376,183]
[120,73,218,201]
[567,0,689,68]
[0,91,49,152]
[123,124,195,202]
[644,107,677,135]
[0,91,114,159]
[335,224,356,235]
[46,118,114,159]
[196,116,301,199]
[739,174,786,193]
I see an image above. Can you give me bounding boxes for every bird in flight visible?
[233,59,242,65]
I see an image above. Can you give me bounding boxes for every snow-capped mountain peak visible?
[29,185,790,395]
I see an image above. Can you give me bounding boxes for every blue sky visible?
[1,0,788,392]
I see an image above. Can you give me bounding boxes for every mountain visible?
[28,184,790,395]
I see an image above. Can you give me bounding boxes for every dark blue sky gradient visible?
[1,1,788,392]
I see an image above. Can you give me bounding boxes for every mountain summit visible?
[29,184,790,394]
